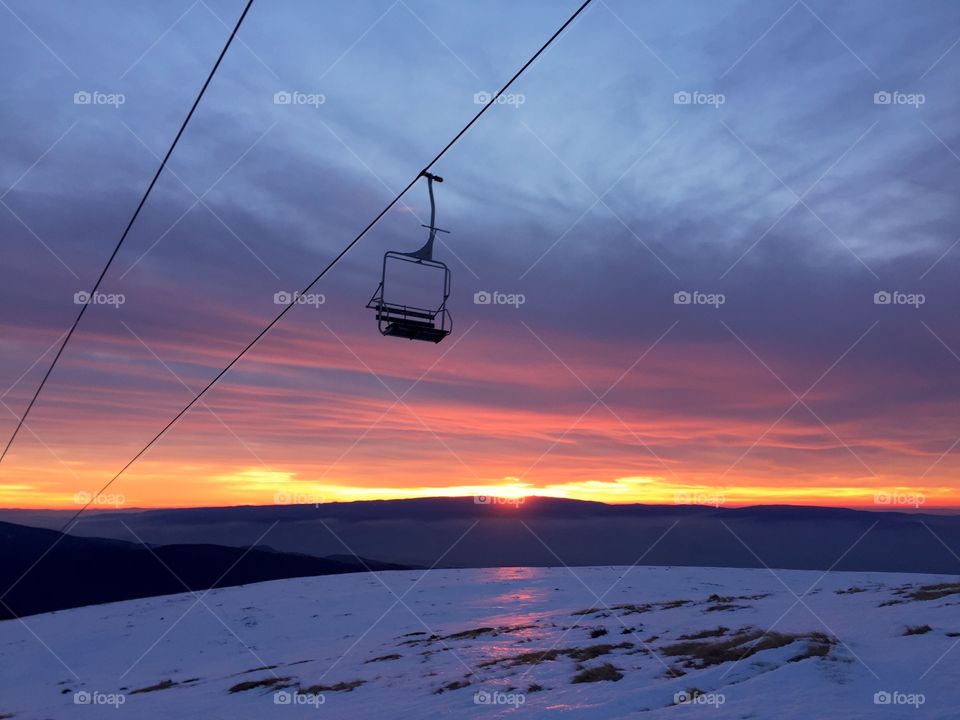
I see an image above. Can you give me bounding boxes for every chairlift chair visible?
[367,171,452,343]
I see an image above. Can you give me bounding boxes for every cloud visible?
[2,0,960,507]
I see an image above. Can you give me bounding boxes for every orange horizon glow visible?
[3,469,956,512]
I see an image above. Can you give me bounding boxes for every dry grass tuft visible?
[571,662,623,683]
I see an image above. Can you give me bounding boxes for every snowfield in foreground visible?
[1,566,958,719]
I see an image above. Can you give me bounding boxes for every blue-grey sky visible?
[1,0,959,508]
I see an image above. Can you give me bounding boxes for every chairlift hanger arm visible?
[408,171,447,261]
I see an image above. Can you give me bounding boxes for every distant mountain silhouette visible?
[0,521,408,620]
[2,498,959,591]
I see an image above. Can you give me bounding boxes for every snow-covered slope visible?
[1,566,957,718]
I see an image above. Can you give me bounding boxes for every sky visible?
[1,0,959,510]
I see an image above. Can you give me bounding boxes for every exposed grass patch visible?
[571,662,622,683]
[130,679,176,694]
[707,593,769,602]
[905,583,960,602]
[567,642,634,662]
[705,604,749,612]
[228,676,294,693]
[433,679,470,694]
[589,628,608,639]
[788,634,835,662]
[574,603,647,616]
[610,603,652,615]
[403,624,535,646]
[479,642,633,668]
[400,633,439,645]
[884,583,960,607]
[661,628,827,669]
[836,586,869,595]
[527,684,544,693]
[574,599,691,618]
[129,678,198,694]
[300,680,365,694]
[365,653,402,663]
[904,625,933,636]
[446,627,496,640]
[678,627,729,640]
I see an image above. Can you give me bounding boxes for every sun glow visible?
[2,462,956,510]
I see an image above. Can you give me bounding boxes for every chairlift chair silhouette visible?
[367,171,452,343]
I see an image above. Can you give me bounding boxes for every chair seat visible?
[384,319,450,343]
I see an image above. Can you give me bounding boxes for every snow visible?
[1,566,958,718]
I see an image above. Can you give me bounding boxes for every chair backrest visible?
[379,252,450,315]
